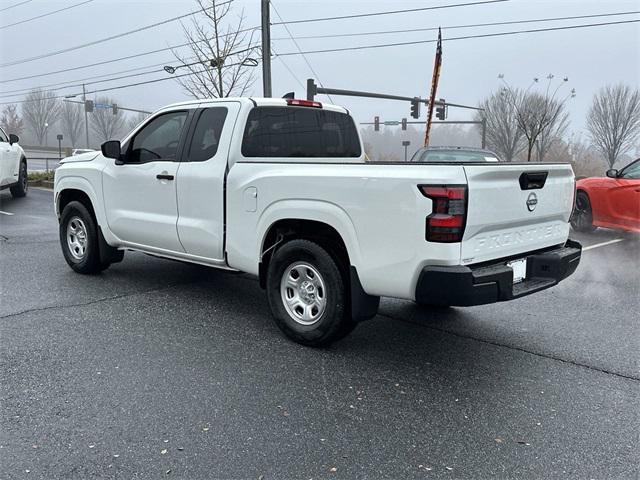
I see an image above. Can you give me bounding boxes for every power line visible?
[0,0,234,69]
[271,0,509,25]
[276,19,640,56]
[0,62,174,100]
[0,0,34,13]
[0,0,95,30]
[271,10,640,40]
[0,24,260,84]
[0,60,251,107]
[270,1,334,102]
[271,48,306,91]
[1,18,635,106]
[0,45,258,99]
[0,61,174,96]
[0,40,198,84]
[1,10,631,85]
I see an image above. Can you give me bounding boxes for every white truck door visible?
[175,102,240,260]
[102,110,191,252]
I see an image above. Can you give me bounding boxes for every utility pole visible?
[82,83,89,148]
[261,0,272,97]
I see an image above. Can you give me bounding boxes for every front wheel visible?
[59,201,104,274]
[571,191,596,232]
[266,239,353,347]
[9,161,27,198]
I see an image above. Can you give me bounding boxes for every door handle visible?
[156,174,174,181]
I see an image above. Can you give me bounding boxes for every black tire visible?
[266,239,352,347]
[59,200,103,274]
[9,161,27,198]
[571,191,597,232]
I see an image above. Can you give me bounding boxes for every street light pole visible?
[260,0,272,97]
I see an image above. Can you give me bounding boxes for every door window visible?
[0,128,8,143]
[127,111,188,163]
[188,107,228,162]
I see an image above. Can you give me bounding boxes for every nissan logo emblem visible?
[526,192,538,212]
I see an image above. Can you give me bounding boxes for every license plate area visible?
[507,258,527,284]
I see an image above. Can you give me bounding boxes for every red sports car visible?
[572,158,640,233]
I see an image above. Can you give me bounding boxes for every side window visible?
[127,111,188,163]
[620,160,640,179]
[0,128,8,143]
[188,107,228,162]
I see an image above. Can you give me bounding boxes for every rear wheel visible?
[266,239,353,347]
[9,161,27,198]
[571,191,596,232]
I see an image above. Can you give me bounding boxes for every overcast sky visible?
[0,0,638,138]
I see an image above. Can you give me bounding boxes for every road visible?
[1,188,638,479]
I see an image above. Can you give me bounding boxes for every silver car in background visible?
[410,146,501,163]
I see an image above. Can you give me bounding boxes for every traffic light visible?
[374,116,380,132]
[435,99,446,120]
[401,118,407,130]
[84,99,94,112]
[410,98,420,119]
[112,104,118,115]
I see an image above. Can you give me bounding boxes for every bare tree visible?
[535,104,570,162]
[0,104,24,135]
[90,97,125,142]
[587,84,640,168]
[22,89,60,145]
[475,90,524,161]
[500,77,574,162]
[171,0,257,99]
[60,101,84,147]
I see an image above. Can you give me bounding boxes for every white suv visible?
[0,127,27,198]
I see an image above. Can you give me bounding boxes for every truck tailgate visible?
[461,163,574,265]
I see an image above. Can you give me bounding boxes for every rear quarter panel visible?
[226,162,466,299]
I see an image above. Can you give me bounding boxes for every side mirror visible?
[9,134,18,145]
[101,140,121,160]
[605,169,618,178]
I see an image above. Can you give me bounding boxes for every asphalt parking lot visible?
[1,188,638,479]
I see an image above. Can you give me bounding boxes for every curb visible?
[28,180,54,189]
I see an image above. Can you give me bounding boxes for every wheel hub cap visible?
[280,262,327,325]
[66,216,88,260]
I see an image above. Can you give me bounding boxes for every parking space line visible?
[583,238,625,251]
[0,210,14,216]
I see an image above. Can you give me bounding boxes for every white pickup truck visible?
[54,98,581,346]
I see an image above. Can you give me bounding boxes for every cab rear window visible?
[241,106,361,158]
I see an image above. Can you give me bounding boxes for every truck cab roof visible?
[161,97,349,115]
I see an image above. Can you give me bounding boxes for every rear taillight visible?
[286,99,322,108]
[419,185,467,243]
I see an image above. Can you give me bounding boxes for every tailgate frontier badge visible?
[526,192,538,212]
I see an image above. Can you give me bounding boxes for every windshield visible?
[411,148,499,163]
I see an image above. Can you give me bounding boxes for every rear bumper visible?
[415,239,582,306]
